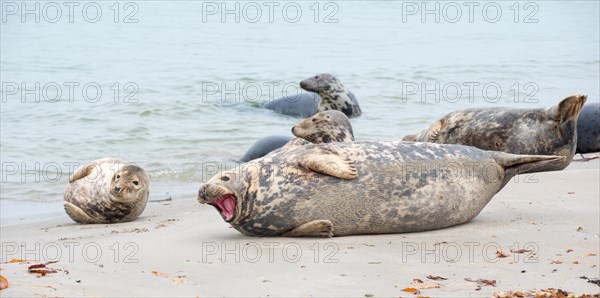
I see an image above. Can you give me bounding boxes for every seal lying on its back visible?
[402,94,587,172]
[64,158,150,224]
[198,141,563,237]
[239,110,355,162]
[262,73,362,118]
[576,102,600,153]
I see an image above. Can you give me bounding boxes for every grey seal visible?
[262,73,362,118]
[239,110,355,162]
[576,102,600,153]
[239,135,293,162]
[198,141,563,237]
[291,110,355,143]
[402,94,587,172]
[64,158,150,224]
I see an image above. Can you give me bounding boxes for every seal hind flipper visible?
[282,220,334,237]
[547,94,587,123]
[491,152,565,187]
[298,147,358,180]
[63,201,97,224]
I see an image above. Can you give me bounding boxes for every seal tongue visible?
[214,195,235,221]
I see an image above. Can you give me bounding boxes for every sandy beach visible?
[0,154,598,297]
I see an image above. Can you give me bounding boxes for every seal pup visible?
[198,141,564,237]
[262,73,362,118]
[402,94,587,172]
[64,158,150,224]
[576,102,599,154]
[239,110,355,162]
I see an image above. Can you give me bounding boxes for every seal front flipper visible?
[426,118,445,143]
[298,147,358,179]
[282,220,334,237]
[69,163,95,183]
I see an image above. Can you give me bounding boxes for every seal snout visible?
[114,186,122,193]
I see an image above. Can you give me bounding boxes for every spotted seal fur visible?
[402,94,587,172]
[64,158,150,224]
[239,110,355,162]
[198,141,564,237]
[262,73,362,118]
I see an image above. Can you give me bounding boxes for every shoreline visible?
[0,155,598,296]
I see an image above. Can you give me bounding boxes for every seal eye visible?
[133,181,139,185]
[312,118,317,122]
[221,176,230,182]
[116,175,120,179]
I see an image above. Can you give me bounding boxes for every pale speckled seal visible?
[198,141,563,237]
[64,158,150,224]
[402,94,587,172]
[576,102,600,153]
[291,110,355,143]
[239,110,355,162]
[262,73,362,118]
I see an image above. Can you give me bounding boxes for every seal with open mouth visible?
[198,141,564,237]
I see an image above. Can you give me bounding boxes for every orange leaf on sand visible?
[585,253,597,257]
[151,271,186,285]
[5,259,36,263]
[496,251,509,258]
[402,287,421,295]
[0,275,8,290]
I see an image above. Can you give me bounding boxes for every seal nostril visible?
[114,186,121,192]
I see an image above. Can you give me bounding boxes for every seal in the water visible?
[64,158,150,224]
[261,92,320,118]
[262,73,362,118]
[239,110,355,161]
[198,141,564,237]
[239,135,293,162]
[576,102,600,153]
[402,94,587,172]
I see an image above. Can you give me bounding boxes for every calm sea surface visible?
[1,1,599,223]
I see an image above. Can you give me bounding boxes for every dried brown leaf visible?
[496,251,509,258]
[426,275,448,281]
[509,249,532,254]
